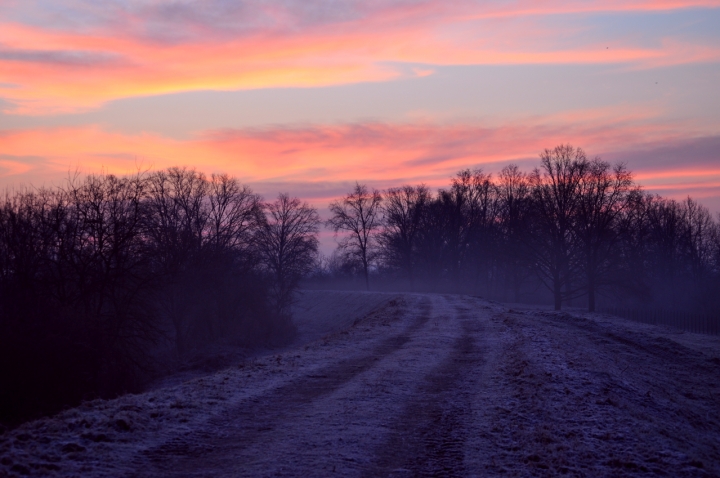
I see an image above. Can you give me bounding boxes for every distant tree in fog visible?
[414,194,452,288]
[528,145,589,310]
[257,194,320,315]
[325,249,365,278]
[574,159,635,311]
[496,164,534,302]
[682,197,716,284]
[711,215,720,312]
[377,185,430,290]
[315,148,718,315]
[327,183,383,290]
[447,169,500,292]
[642,196,691,309]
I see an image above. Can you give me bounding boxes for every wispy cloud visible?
[0,119,716,203]
[0,48,121,66]
[1,1,718,114]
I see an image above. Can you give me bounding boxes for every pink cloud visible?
[1,119,717,212]
[1,1,719,114]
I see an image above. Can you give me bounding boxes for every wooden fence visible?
[600,308,720,336]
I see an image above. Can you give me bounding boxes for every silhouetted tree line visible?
[0,168,319,427]
[2,146,718,426]
[323,145,720,317]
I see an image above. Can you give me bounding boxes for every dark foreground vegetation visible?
[0,168,319,427]
[1,143,718,428]
[320,145,720,322]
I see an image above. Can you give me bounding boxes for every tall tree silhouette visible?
[327,183,383,290]
[574,159,635,311]
[449,169,500,293]
[528,145,589,310]
[497,164,533,302]
[257,194,320,315]
[207,173,263,253]
[377,185,429,290]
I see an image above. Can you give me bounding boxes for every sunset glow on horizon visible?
[1,0,719,218]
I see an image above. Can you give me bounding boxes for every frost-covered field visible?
[1,292,719,477]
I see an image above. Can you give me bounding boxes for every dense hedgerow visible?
[0,168,319,427]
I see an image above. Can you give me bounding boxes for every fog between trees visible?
[1,144,719,427]
[323,145,720,318]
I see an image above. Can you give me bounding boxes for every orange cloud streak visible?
[1,120,717,200]
[2,0,719,114]
[635,168,720,181]
[466,0,720,18]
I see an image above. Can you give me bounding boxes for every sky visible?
[1,0,719,233]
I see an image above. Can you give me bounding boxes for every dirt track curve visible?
[1,293,719,477]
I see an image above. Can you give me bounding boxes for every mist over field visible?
[2,0,720,476]
[1,150,719,476]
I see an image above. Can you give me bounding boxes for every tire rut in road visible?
[364,300,485,477]
[487,310,720,476]
[137,296,434,476]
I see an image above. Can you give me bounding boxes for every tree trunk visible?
[588,276,596,312]
[405,254,414,292]
[363,260,370,290]
[553,272,562,310]
[513,267,522,303]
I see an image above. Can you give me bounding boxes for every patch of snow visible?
[1,293,718,477]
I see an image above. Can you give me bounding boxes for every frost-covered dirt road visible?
[1,292,719,477]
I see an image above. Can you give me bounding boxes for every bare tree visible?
[207,173,263,254]
[710,214,720,312]
[414,195,453,289]
[327,183,383,290]
[643,196,686,309]
[144,168,211,354]
[528,144,589,310]
[497,164,533,301]
[0,168,305,426]
[574,159,635,311]
[61,172,157,390]
[256,194,320,315]
[145,167,209,272]
[377,185,430,290]
[681,197,715,283]
[144,168,272,353]
[449,169,500,293]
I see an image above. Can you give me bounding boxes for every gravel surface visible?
[1,292,718,477]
